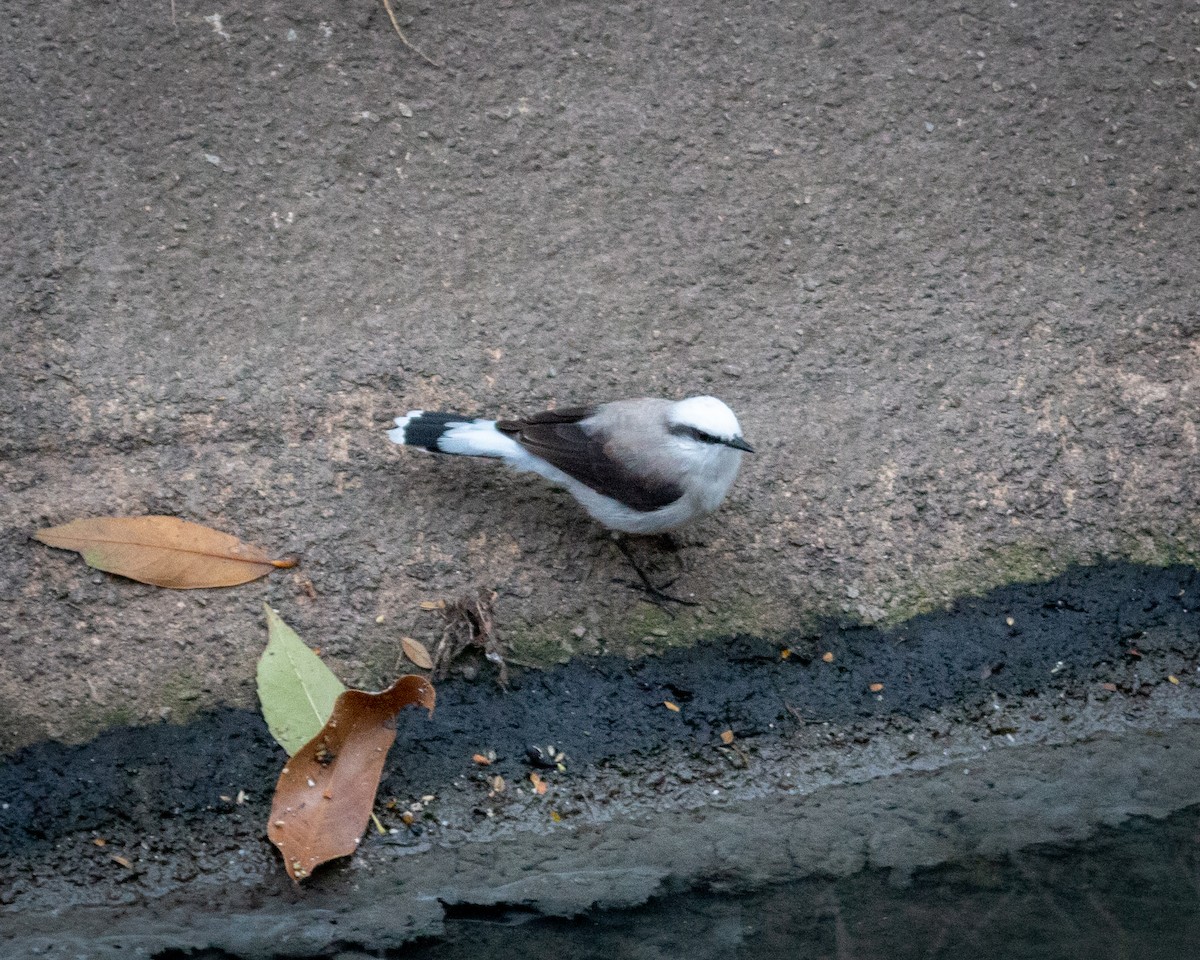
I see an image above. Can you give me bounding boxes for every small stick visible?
[379,0,441,68]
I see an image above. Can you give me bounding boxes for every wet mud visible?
[3,562,1198,957]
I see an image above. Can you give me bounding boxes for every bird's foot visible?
[612,536,699,612]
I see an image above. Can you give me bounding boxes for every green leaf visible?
[257,604,347,755]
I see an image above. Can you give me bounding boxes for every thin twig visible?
[379,0,441,68]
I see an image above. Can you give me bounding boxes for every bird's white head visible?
[667,396,754,453]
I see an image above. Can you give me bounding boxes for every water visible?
[406,806,1200,960]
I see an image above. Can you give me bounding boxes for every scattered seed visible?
[664,700,680,712]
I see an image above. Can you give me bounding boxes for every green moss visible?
[506,622,574,666]
[157,669,207,725]
[877,541,1070,626]
[879,535,1200,628]
[1115,532,1200,569]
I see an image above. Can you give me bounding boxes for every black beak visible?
[725,436,755,453]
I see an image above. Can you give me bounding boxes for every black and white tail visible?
[388,411,522,459]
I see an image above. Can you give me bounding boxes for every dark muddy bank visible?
[2,563,1197,957]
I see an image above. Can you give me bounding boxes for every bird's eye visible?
[670,424,722,444]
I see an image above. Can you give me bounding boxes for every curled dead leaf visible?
[401,637,434,670]
[268,675,436,882]
[34,516,295,589]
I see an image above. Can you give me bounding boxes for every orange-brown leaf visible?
[268,675,436,882]
[401,637,433,670]
[34,516,294,589]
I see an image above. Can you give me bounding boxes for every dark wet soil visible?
[2,562,1197,956]
[4,562,1196,860]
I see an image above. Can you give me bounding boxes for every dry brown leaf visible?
[401,637,434,670]
[268,675,436,882]
[34,516,297,589]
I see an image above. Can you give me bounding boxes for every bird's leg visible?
[645,532,692,579]
[611,534,699,609]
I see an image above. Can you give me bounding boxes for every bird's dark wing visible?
[496,407,683,512]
